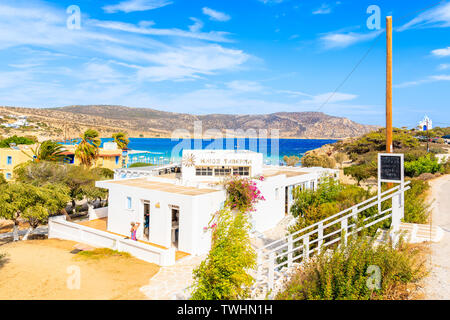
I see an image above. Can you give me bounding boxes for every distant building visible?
[0,115,29,128]
[418,115,432,131]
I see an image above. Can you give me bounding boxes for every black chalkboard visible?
[380,155,402,181]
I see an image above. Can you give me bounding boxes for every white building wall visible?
[99,181,225,255]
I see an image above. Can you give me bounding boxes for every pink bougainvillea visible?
[223,175,265,213]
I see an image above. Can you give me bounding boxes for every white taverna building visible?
[95,150,338,258]
[49,149,338,266]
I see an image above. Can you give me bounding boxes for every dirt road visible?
[425,175,450,299]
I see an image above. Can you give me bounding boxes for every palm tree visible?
[112,132,129,150]
[24,140,67,162]
[75,129,101,167]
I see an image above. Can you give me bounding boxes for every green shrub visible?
[283,155,300,167]
[403,179,430,224]
[0,135,36,148]
[0,173,6,185]
[444,159,450,174]
[301,154,336,168]
[404,154,442,177]
[276,237,427,300]
[191,209,256,300]
[343,163,376,185]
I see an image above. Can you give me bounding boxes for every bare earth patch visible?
[0,239,159,300]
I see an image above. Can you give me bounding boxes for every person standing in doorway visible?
[130,222,140,241]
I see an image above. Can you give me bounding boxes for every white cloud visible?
[226,80,264,92]
[301,92,358,105]
[438,63,450,70]
[320,30,382,49]
[432,46,450,57]
[202,7,231,22]
[188,18,204,33]
[394,74,450,88]
[103,0,172,14]
[313,4,332,15]
[398,2,450,31]
[258,0,284,4]
[92,20,231,43]
[136,45,250,81]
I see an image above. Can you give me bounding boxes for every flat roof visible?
[106,178,220,196]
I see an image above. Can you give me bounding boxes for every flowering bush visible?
[224,175,265,213]
[192,208,257,300]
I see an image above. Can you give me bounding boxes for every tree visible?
[0,182,70,240]
[13,162,109,212]
[343,164,374,186]
[191,208,256,300]
[0,135,36,148]
[283,155,300,167]
[0,173,6,185]
[23,140,67,162]
[301,153,336,169]
[112,132,129,150]
[75,129,101,167]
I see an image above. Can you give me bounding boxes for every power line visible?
[315,0,446,113]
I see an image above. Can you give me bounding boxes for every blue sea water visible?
[101,138,337,164]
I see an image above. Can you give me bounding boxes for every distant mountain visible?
[0,105,378,139]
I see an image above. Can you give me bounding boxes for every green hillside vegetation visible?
[0,135,37,148]
[327,128,450,184]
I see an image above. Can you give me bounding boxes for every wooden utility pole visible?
[386,16,393,153]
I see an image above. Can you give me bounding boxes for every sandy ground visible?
[424,175,450,300]
[0,239,159,300]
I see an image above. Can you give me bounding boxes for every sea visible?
[101,138,337,165]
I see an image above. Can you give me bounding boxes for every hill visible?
[0,105,378,140]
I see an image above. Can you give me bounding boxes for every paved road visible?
[425,175,450,300]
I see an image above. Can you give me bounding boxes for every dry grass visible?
[0,239,160,300]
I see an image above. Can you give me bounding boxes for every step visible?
[399,222,444,243]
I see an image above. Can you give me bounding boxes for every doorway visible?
[143,201,150,240]
[171,205,180,249]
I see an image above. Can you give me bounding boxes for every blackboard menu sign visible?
[378,153,404,183]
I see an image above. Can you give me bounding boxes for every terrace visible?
[77,217,190,261]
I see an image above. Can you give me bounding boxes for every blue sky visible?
[0,0,449,127]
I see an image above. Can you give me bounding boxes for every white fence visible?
[88,207,108,221]
[48,216,176,266]
[256,182,411,290]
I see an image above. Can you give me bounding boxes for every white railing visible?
[48,216,176,266]
[256,181,411,290]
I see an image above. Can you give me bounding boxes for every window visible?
[6,156,12,165]
[214,167,232,176]
[5,173,11,180]
[233,166,250,176]
[115,156,119,165]
[126,197,132,210]
[195,167,213,176]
